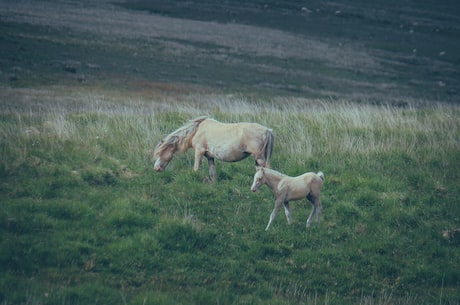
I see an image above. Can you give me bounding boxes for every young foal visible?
[250,166,325,230]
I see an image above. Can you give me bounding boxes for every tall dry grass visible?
[2,91,459,174]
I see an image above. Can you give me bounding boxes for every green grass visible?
[1,96,459,304]
[2,1,459,303]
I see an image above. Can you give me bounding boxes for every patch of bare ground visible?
[0,0,375,68]
[0,0,392,101]
[1,0,459,102]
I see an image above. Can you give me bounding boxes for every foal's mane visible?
[154,116,210,156]
[259,167,286,178]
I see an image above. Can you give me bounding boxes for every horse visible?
[154,116,274,182]
[250,166,325,230]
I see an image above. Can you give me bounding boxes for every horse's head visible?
[251,166,266,192]
[153,137,177,172]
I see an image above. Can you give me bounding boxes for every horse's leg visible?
[315,198,322,224]
[283,202,292,225]
[207,157,216,182]
[306,204,316,228]
[266,198,283,230]
[306,195,316,228]
[306,194,322,228]
[193,150,204,172]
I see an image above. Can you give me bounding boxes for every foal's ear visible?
[255,165,264,172]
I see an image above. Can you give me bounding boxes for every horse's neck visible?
[177,131,196,152]
[264,169,284,190]
[174,118,206,152]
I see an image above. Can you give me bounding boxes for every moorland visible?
[0,0,459,304]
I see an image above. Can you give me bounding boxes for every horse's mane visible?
[154,116,210,156]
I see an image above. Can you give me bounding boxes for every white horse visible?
[251,166,325,230]
[154,116,274,182]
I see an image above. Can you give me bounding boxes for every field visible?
[1,0,460,304]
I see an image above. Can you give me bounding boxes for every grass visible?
[1,0,459,303]
[1,93,459,304]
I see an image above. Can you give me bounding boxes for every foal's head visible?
[251,166,266,192]
[153,136,178,172]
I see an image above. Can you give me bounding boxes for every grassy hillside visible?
[1,0,460,304]
[1,94,459,304]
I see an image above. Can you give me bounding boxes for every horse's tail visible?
[317,171,325,181]
[262,128,274,167]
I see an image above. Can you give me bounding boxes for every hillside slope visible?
[1,0,459,102]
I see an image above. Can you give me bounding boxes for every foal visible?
[250,166,325,230]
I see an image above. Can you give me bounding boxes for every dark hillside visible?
[121,0,460,102]
[1,0,459,103]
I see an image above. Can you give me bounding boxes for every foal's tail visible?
[317,171,325,181]
[262,129,275,167]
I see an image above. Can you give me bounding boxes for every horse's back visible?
[196,120,269,142]
[195,119,244,142]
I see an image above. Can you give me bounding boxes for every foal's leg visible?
[306,204,316,228]
[315,198,322,224]
[306,194,322,228]
[266,198,283,230]
[306,195,317,228]
[283,202,292,225]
